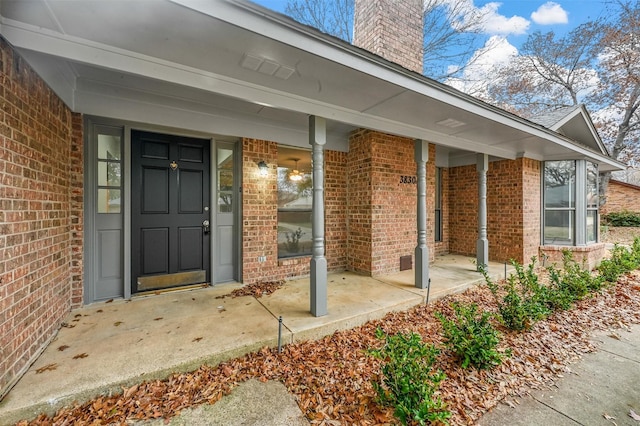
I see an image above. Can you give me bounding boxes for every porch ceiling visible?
[0,0,623,170]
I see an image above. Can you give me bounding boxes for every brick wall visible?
[346,130,373,273]
[449,158,542,265]
[521,158,541,262]
[325,150,348,271]
[353,0,424,73]
[540,243,606,271]
[241,139,347,283]
[601,180,640,215]
[0,38,78,397]
[348,130,437,275]
[370,133,417,274]
[69,114,84,307]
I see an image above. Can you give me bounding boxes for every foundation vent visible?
[400,255,412,271]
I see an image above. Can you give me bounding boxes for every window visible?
[217,147,234,213]
[586,162,598,243]
[435,167,443,242]
[543,160,598,246]
[277,149,312,258]
[97,133,122,213]
[544,160,575,244]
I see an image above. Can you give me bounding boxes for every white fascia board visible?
[552,137,622,170]
[0,18,518,159]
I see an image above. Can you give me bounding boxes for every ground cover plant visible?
[18,243,640,425]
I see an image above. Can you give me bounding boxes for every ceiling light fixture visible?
[289,159,303,182]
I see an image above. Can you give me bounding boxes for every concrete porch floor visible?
[0,255,513,424]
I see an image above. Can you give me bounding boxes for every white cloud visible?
[478,2,530,35]
[531,2,568,25]
[433,0,530,36]
[446,36,518,95]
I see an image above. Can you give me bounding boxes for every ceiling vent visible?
[241,53,295,80]
[436,118,466,129]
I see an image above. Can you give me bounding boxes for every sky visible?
[250,0,612,89]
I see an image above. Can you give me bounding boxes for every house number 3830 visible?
[399,175,417,184]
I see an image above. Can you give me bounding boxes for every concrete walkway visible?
[479,323,640,426]
[0,255,511,425]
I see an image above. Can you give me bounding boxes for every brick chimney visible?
[353,0,424,74]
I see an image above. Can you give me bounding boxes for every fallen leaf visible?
[154,317,163,321]
[123,384,139,398]
[193,337,203,342]
[114,321,123,327]
[57,345,70,351]
[630,409,640,421]
[105,299,113,303]
[73,353,89,359]
[35,363,58,374]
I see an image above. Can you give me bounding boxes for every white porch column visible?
[415,139,429,289]
[476,153,489,270]
[309,115,327,317]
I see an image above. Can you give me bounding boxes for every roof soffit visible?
[0,0,623,171]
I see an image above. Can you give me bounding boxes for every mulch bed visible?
[19,272,640,425]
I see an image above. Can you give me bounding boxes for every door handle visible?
[202,219,210,234]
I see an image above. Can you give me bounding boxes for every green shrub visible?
[368,328,450,425]
[481,260,550,331]
[553,250,602,296]
[598,238,640,282]
[602,211,640,227]
[436,303,509,369]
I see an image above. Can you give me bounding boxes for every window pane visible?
[544,160,575,208]
[98,189,121,213]
[218,192,233,213]
[217,148,234,213]
[278,211,312,258]
[587,210,597,243]
[98,161,121,187]
[98,134,121,160]
[587,162,598,209]
[435,167,441,208]
[544,210,574,244]
[277,167,312,209]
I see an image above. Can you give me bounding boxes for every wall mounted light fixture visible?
[257,160,268,177]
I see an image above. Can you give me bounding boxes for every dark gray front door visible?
[131,130,210,293]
